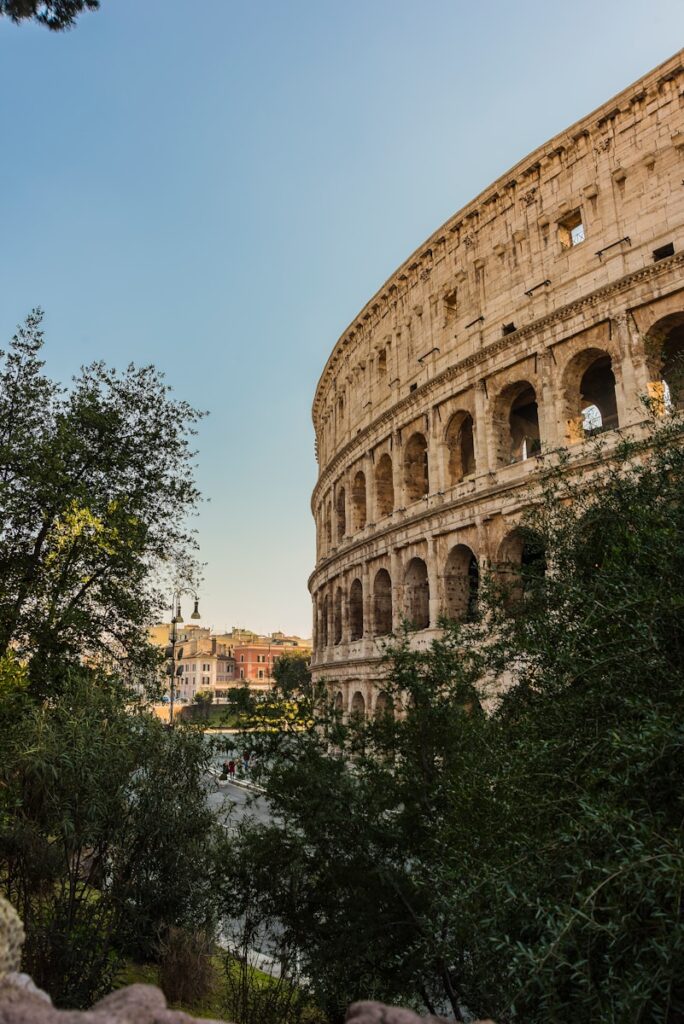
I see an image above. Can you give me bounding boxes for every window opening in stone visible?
[444,544,479,622]
[558,209,585,249]
[335,691,344,712]
[373,568,393,636]
[580,355,619,435]
[349,579,364,641]
[445,412,476,484]
[336,488,346,541]
[660,323,684,409]
[404,557,430,630]
[507,385,540,463]
[350,691,365,721]
[653,242,674,262]
[498,529,546,609]
[375,454,394,518]
[333,587,343,645]
[351,470,367,531]
[374,691,393,719]
[378,348,387,375]
[404,432,429,501]
[409,383,418,393]
[502,322,516,336]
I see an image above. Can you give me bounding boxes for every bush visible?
[157,927,216,1008]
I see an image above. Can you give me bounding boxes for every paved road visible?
[207,777,273,827]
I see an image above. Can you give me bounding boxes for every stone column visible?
[362,562,372,638]
[615,313,654,425]
[474,380,493,473]
[391,549,404,631]
[392,432,404,509]
[427,536,441,626]
[429,408,446,494]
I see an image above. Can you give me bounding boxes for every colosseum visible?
[309,50,684,715]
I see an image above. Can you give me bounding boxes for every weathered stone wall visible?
[309,50,684,711]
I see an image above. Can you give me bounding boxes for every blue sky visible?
[0,1,682,636]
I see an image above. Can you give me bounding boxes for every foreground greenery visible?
[228,419,684,1023]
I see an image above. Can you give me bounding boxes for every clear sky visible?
[0,1,682,637]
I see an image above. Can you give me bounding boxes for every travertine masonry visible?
[309,51,684,712]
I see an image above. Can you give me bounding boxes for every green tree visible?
[0,311,203,692]
[0,665,225,1008]
[0,0,99,30]
[224,418,684,1023]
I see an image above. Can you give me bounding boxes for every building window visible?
[258,670,264,680]
[558,210,585,249]
[240,655,244,663]
[240,669,244,680]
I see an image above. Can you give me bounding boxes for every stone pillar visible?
[391,549,404,631]
[474,380,493,474]
[429,408,446,494]
[392,432,404,509]
[427,536,441,626]
[615,313,654,424]
[362,563,372,638]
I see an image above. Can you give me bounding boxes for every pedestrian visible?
[228,759,235,779]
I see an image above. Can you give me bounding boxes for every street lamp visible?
[166,590,201,727]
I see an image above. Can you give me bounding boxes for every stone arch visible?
[335,488,346,542]
[334,690,344,712]
[444,544,479,622]
[495,381,540,465]
[374,691,394,719]
[562,348,619,441]
[445,411,476,484]
[333,586,343,645]
[351,470,367,531]
[350,690,366,720]
[497,528,546,607]
[404,432,429,501]
[375,453,394,518]
[644,312,684,410]
[373,568,393,636]
[320,594,329,649]
[349,578,364,641]
[404,557,430,629]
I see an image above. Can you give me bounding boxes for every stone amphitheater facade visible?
[309,50,684,716]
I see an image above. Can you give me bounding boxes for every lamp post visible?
[166,592,201,727]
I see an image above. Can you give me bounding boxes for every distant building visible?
[148,623,311,702]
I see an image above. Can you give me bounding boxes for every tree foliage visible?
[0,665,225,1008]
[0,311,203,692]
[225,419,684,1023]
[0,0,99,30]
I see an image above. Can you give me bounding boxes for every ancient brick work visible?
[309,50,684,712]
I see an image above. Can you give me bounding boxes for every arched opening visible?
[334,691,344,712]
[645,314,684,411]
[349,578,364,641]
[351,471,367,531]
[373,568,393,636]
[445,412,476,484]
[350,690,366,721]
[375,454,394,518]
[335,488,346,542]
[444,544,479,622]
[498,529,546,608]
[580,354,619,435]
[499,383,540,464]
[563,349,620,441]
[320,595,329,649]
[374,691,393,719]
[404,557,430,630]
[333,587,343,645]
[404,433,429,501]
